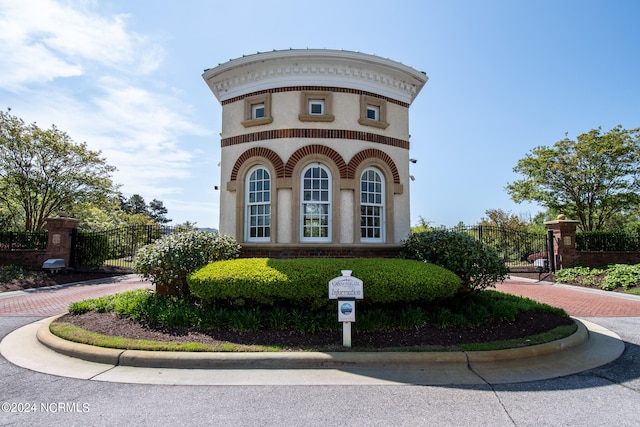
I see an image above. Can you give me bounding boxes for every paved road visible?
[1,276,639,426]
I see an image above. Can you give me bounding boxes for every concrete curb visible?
[37,316,589,369]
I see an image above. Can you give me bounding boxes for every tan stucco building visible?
[203,49,427,256]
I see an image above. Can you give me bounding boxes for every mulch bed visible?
[0,271,128,293]
[4,272,575,349]
[56,310,574,351]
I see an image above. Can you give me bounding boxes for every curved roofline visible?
[202,49,428,104]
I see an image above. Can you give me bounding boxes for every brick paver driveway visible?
[495,278,640,317]
[1,275,640,318]
[0,275,152,317]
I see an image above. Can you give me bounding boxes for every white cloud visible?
[0,0,164,91]
[0,0,215,224]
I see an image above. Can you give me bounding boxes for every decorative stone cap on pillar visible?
[544,214,581,226]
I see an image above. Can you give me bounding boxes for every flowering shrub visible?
[134,231,240,296]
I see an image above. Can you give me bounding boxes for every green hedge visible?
[187,258,461,309]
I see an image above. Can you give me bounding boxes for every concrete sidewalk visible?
[0,315,625,386]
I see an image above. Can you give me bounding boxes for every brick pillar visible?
[44,215,80,270]
[544,215,580,269]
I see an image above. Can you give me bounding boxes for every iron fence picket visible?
[0,231,48,250]
[446,225,549,273]
[71,225,178,271]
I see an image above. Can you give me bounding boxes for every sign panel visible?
[338,300,356,322]
[328,276,364,299]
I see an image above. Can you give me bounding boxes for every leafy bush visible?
[555,264,640,291]
[134,231,241,296]
[187,258,461,309]
[68,293,120,314]
[601,264,640,291]
[0,265,45,282]
[66,287,567,334]
[555,266,604,285]
[400,230,509,292]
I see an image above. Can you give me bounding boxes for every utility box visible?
[42,258,65,273]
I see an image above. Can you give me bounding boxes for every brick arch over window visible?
[347,149,400,184]
[284,144,348,179]
[230,147,285,181]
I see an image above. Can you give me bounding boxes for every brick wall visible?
[575,251,640,268]
[545,218,640,268]
[0,250,48,268]
[240,245,402,259]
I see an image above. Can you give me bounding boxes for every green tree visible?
[120,194,172,225]
[0,109,118,231]
[148,198,171,224]
[506,126,640,231]
[121,194,148,216]
[479,209,530,231]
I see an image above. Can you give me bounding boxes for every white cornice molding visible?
[203,49,428,104]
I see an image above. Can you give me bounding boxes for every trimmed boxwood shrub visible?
[400,230,509,292]
[187,258,461,309]
[134,231,241,296]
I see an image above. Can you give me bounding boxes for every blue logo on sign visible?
[340,303,353,315]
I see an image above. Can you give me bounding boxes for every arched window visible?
[300,164,331,242]
[246,166,271,241]
[360,168,384,242]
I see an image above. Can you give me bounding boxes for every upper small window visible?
[242,93,273,127]
[366,105,379,121]
[359,95,389,129]
[252,103,265,119]
[299,92,334,122]
[309,99,324,115]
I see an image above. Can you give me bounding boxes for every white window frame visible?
[366,105,379,121]
[245,166,271,242]
[358,95,389,129]
[252,103,265,119]
[300,164,331,242]
[242,93,272,127]
[309,99,324,115]
[299,91,334,122]
[360,168,385,243]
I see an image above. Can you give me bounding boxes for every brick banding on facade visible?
[230,147,286,181]
[284,144,348,179]
[230,145,401,184]
[347,148,401,184]
[221,86,410,108]
[221,128,409,150]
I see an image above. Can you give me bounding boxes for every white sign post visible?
[329,270,363,348]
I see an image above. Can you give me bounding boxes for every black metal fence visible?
[0,231,48,251]
[577,231,640,252]
[447,225,550,272]
[69,223,551,273]
[71,225,178,271]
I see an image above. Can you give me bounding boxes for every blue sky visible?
[1,0,639,229]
